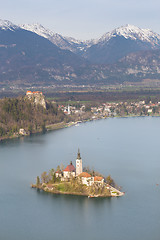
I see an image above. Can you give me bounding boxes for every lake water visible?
[0,117,160,240]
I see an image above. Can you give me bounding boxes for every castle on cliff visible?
[26,91,46,109]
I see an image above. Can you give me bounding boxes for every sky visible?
[0,0,160,40]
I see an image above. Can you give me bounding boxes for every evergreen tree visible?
[36,176,40,186]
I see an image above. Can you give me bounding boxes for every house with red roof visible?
[63,161,76,178]
[78,172,104,186]
[78,172,94,186]
[94,176,104,185]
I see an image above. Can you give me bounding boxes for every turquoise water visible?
[0,117,160,240]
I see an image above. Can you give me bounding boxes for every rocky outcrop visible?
[26,91,46,109]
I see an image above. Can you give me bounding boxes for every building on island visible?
[56,149,105,187]
[55,170,63,178]
[77,173,104,186]
[94,176,104,185]
[76,149,83,176]
[78,172,94,186]
[63,161,76,178]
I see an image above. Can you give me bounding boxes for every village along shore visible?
[1,90,160,142]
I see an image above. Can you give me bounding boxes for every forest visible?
[0,96,67,139]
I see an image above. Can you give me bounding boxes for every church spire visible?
[76,149,82,176]
[77,148,81,159]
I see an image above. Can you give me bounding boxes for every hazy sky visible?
[0,0,160,40]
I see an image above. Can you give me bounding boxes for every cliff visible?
[26,91,46,109]
[0,95,66,139]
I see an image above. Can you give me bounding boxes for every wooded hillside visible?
[0,97,66,138]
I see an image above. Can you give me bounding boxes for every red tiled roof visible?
[79,172,91,178]
[63,164,75,172]
[94,176,103,181]
[26,91,43,94]
[56,170,62,173]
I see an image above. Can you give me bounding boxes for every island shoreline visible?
[31,184,125,198]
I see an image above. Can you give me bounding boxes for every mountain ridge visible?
[1,19,160,86]
[19,22,160,57]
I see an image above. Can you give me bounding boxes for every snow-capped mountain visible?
[0,19,19,31]
[99,24,160,47]
[19,23,97,54]
[0,19,88,86]
[1,19,160,86]
[83,24,160,64]
[20,23,160,64]
[20,23,66,44]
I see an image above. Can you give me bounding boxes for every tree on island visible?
[41,171,48,183]
[36,176,40,186]
[60,164,65,171]
[56,165,61,171]
[83,166,103,177]
[105,175,115,187]
[52,173,56,183]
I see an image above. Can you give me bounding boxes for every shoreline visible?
[1,114,160,142]
[31,184,125,198]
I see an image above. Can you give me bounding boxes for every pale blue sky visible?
[0,0,160,40]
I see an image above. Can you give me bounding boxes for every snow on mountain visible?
[20,23,57,40]
[19,23,97,53]
[19,23,160,54]
[1,20,160,51]
[99,24,160,47]
[20,23,71,49]
[0,19,19,31]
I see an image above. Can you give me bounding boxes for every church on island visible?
[55,149,104,186]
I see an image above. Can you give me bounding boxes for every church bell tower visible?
[76,149,82,176]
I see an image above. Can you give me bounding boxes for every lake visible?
[0,117,160,240]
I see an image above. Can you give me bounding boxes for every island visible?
[31,150,125,198]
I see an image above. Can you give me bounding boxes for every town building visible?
[68,105,71,115]
[19,128,27,135]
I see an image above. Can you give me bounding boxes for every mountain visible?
[20,23,160,65]
[99,24,160,47]
[20,23,96,54]
[91,48,160,84]
[0,19,19,31]
[20,23,160,66]
[115,49,160,80]
[0,19,89,86]
[1,19,160,87]
[83,24,160,64]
